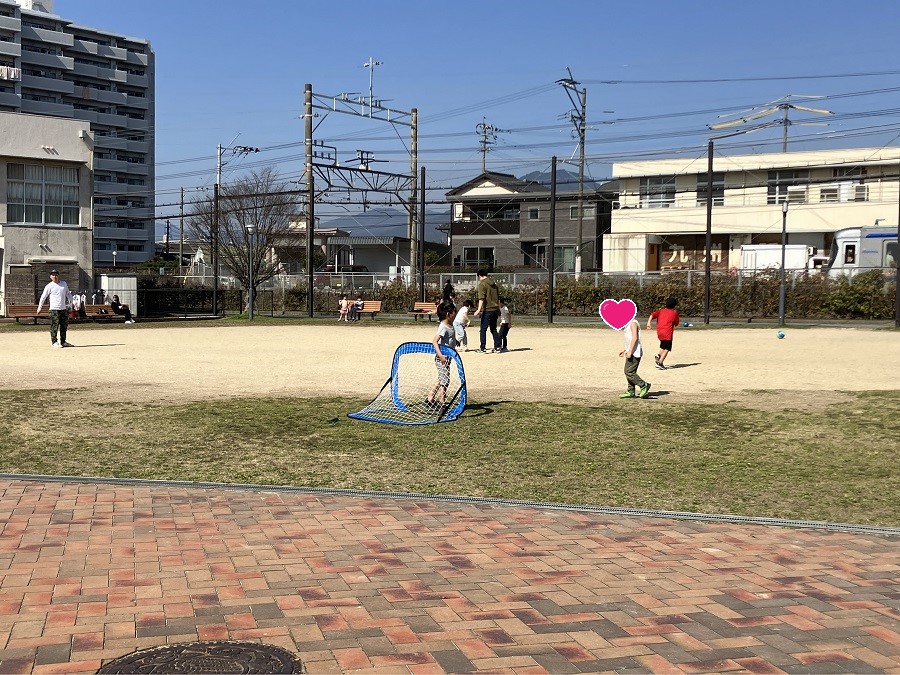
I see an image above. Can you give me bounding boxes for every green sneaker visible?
[619,391,635,398]
[638,383,651,398]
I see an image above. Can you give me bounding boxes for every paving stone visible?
[0,478,896,675]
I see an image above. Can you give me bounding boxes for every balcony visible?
[0,41,21,58]
[20,51,73,70]
[0,15,21,31]
[93,225,150,241]
[0,91,21,107]
[22,73,74,94]
[20,98,73,117]
[22,26,73,48]
[450,220,520,236]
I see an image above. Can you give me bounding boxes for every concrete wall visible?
[0,112,93,310]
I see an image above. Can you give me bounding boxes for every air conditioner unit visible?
[611,201,621,210]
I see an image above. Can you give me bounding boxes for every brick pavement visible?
[0,477,897,674]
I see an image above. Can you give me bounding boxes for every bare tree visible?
[188,168,300,300]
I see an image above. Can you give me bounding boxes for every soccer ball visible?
[682,321,689,327]
[776,330,785,339]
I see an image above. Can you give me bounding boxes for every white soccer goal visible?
[348,342,467,425]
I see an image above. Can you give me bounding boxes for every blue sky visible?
[60,0,900,233]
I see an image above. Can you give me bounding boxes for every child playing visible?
[338,294,350,322]
[453,299,473,351]
[646,297,680,369]
[425,302,457,409]
[619,314,650,399]
[497,298,511,352]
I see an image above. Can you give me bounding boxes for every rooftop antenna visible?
[709,95,833,152]
[363,57,383,118]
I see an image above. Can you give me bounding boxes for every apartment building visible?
[607,147,900,273]
[445,171,615,272]
[0,0,154,269]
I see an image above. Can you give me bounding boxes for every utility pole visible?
[179,187,184,271]
[165,219,170,257]
[213,141,259,316]
[558,69,587,278]
[476,118,505,173]
[409,108,418,284]
[363,57,382,117]
[548,157,557,323]
[305,84,315,318]
[213,143,221,316]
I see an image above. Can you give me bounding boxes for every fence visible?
[138,267,897,321]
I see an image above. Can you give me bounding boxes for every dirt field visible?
[1,321,897,410]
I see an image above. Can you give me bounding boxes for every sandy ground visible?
[0,321,898,410]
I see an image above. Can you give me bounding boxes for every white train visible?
[825,225,898,279]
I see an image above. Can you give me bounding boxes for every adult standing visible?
[442,279,455,305]
[36,269,73,348]
[471,268,501,353]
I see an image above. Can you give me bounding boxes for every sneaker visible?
[654,354,660,365]
[477,348,488,353]
[51,341,62,349]
[638,383,651,398]
[125,319,135,324]
[492,348,502,353]
[655,362,666,370]
[619,391,635,398]
[61,341,73,348]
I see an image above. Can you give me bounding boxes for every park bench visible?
[353,300,382,319]
[5,303,128,323]
[408,301,438,321]
[82,304,128,322]
[6,304,49,324]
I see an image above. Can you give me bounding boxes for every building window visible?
[528,207,540,220]
[767,170,807,204]
[502,208,520,221]
[640,176,676,208]
[7,162,79,225]
[463,247,494,269]
[569,204,596,219]
[696,172,724,206]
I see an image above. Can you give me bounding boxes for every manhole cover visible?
[97,640,304,674]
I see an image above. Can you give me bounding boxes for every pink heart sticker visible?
[599,298,637,331]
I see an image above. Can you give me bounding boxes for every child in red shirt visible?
[646,297,680,369]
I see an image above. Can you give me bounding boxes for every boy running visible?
[647,297,680,369]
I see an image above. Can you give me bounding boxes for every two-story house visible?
[445,171,616,272]
[607,147,900,273]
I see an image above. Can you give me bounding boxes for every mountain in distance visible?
[321,206,450,242]
[520,168,601,193]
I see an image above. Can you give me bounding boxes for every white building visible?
[606,147,900,273]
[0,110,94,312]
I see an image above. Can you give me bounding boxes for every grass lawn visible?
[1,388,896,526]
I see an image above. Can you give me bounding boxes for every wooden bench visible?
[5,303,129,323]
[351,300,381,320]
[6,304,49,324]
[408,301,439,321]
[82,304,128,322]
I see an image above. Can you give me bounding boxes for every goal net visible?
[348,342,467,425]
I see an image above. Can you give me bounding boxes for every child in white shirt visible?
[497,298,511,352]
[453,299,473,351]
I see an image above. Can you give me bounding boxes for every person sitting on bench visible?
[110,294,136,324]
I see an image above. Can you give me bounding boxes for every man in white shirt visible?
[36,269,74,348]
